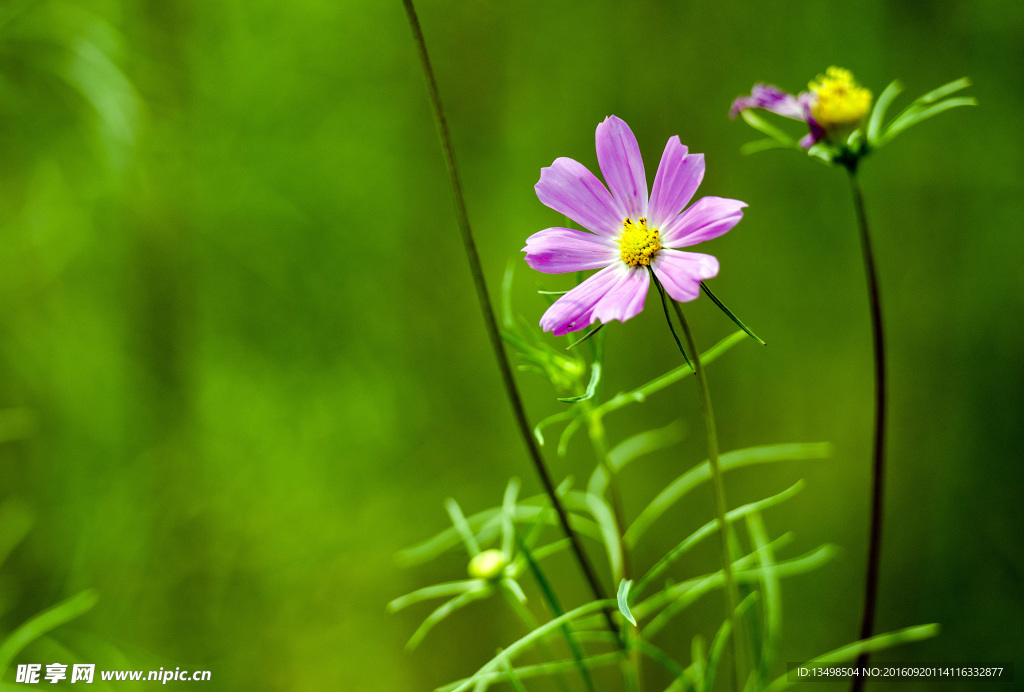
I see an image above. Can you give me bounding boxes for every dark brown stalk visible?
[401,0,617,636]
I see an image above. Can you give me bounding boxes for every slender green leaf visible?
[594,330,747,419]
[746,512,781,687]
[609,420,686,471]
[739,110,800,149]
[529,537,570,562]
[740,138,794,155]
[690,636,706,690]
[534,409,579,446]
[634,482,805,598]
[406,587,489,650]
[704,593,759,692]
[446,498,481,556]
[627,442,830,547]
[917,76,972,103]
[447,598,618,692]
[514,529,596,692]
[878,96,976,145]
[387,580,482,613]
[700,282,765,345]
[617,579,636,626]
[638,543,835,639]
[866,80,903,143]
[588,420,685,497]
[559,362,602,403]
[636,640,688,685]
[500,657,528,692]
[500,479,520,560]
[764,624,940,692]
[0,590,98,676]
[557,412,586,457]
[566,491,623,581]
[439,652,623,692]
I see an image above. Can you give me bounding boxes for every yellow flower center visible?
[618,217,661,267]
[810,67,872,137]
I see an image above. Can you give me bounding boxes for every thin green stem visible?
[400,0,617,638]
[582,404,642,691]
[577,328,640,689]
[583,409,630,581]
[661,281,744,692]
[514,529,596,692]
[845,169,887,692]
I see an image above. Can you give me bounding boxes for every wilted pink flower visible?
[730,68,872,148]
[524,116,746,336]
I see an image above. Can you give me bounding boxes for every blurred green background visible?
[0,0,1021,689]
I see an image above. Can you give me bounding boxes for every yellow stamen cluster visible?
[810,67,872,138]
[618,217,661,267]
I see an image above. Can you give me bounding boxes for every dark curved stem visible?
[401,0,617,637]
[847,169,887,692]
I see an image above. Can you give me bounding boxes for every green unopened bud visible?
[468,549,507,580]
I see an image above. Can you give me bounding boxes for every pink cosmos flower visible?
[523,116,747,336]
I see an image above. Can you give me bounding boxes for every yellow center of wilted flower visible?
[468,549,507,580]
[810,67,872,137]
[618,217,661,267]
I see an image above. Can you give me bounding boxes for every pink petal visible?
[522,228,618,274]
[661,197,747,248]
[652,249,719,303]
[729,84,807,121]
[596,116,648,221]
[536,158,625,237]
[648,137,705,229]
[590,264,649,326]
[540,263,636,336]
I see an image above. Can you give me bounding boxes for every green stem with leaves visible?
[400,0,617,636]
[844,167,887,692]
[656,273,744,691]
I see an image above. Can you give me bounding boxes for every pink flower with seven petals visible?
[524,116,747,336]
